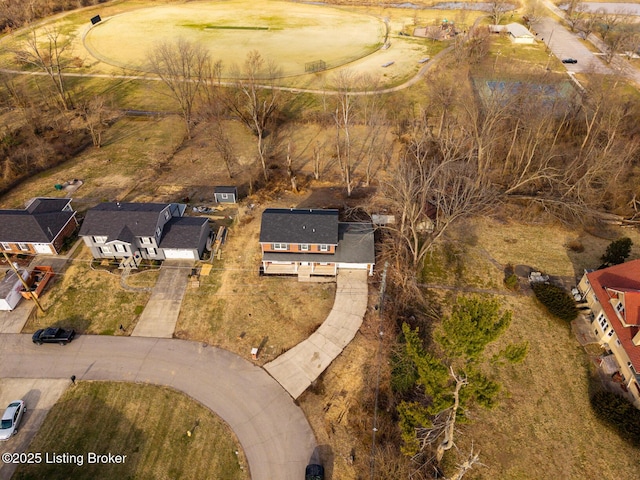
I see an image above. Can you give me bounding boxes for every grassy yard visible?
[176,195,336,364]
[13,382,248,480]
[419,217,640,479]
[24,246,155,335]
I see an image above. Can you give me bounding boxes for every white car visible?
[0,400,26,440]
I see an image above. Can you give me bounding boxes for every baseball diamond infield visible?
[83,0,387,77]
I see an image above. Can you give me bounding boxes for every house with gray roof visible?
[79,202,209,262]
[259,208,375,277]
[0,198,78,255]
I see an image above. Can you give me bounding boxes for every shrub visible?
[601,237,633,266]
[532,282,578,321]
[504,273,519,291]
[567,239,584,253]
[591,390,640,447]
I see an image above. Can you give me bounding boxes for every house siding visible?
[578,270,640,408]
[260,243,336,254]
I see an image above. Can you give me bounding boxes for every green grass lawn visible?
[13,382,248,480]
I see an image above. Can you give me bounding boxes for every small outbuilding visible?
[490,23,535,44]
[214,186,238,204]
[0,269,29,311]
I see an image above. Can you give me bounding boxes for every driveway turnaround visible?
[0,335,316,480]
[0,379,69,480]
[265,270,369,399]
[132,261,191,338]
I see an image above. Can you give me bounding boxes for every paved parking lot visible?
[0,379,69,480]
[533,17,611,75]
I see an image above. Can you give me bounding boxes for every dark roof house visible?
[259,208,374,277]
[0,198,78,255]
[79,202,208,261]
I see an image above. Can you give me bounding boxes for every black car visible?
[32,327,76,345]
[562,58,578,64]
[305,464,324,480]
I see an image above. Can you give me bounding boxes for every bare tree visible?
[488,0,511,25]
[78,95,114,148]
[523,0,544,28]
[331,70,357,196]
[596,9,625,42]
[566,1,588,32]
[414,367,468,463]
[13,27,73,110]
[225,50,280,182]
[148,38,210,139]
[383,135,494,268]
[210,121,235,178]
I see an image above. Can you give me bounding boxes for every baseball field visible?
[83,0,385,77]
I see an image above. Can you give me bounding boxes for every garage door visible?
[163,249,195,260]
[337,263,367,270]
[33,243,53,254]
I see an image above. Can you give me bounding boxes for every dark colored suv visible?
[562,58,578,64]
[305,464,324,480]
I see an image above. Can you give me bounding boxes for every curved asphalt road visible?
[0,334,316,480]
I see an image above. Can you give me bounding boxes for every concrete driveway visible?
[265,270,369,399]
[132,261,192,338]
[0,378,69,480]
[0,334,316,480]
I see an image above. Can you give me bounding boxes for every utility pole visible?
[369,261,388,480]
[2,252,44,313]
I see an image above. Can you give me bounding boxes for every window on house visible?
[300,244,310,251]
[598,315,609,333]
[147,248,156,256]
[114,244,126,253]
[164,211,170,220]
[100,246,112,254]
[616,339,622,347]
[273,243,288,251]
[0,242,9,250]
[140,237,152,245]
[156,227,161,238]
[607,329,615,338]
[18,243,29,251]
[221,193,228,199]
[616,302,625,313]
[93,236,107,244]
[319,244,329,252]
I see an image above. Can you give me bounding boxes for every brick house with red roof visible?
[578,260,640,407]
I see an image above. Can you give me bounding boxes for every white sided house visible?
[259,208,375,278]
[79,202,210,263]
[578,260,640,408]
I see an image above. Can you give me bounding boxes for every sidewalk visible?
[264,269,369,399]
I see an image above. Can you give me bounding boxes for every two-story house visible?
[578,260,640,408]
[79,202,209,262]
[0,198,78,255]
[259,208,375,277]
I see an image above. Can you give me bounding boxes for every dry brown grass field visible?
[175,192,336,364]
[0,0,490,88]
[14,381,248,480]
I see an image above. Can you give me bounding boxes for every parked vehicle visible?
[0,400,26,441]
[305,464,324,480]
[562,58,578,64]
[32,327,76,345]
